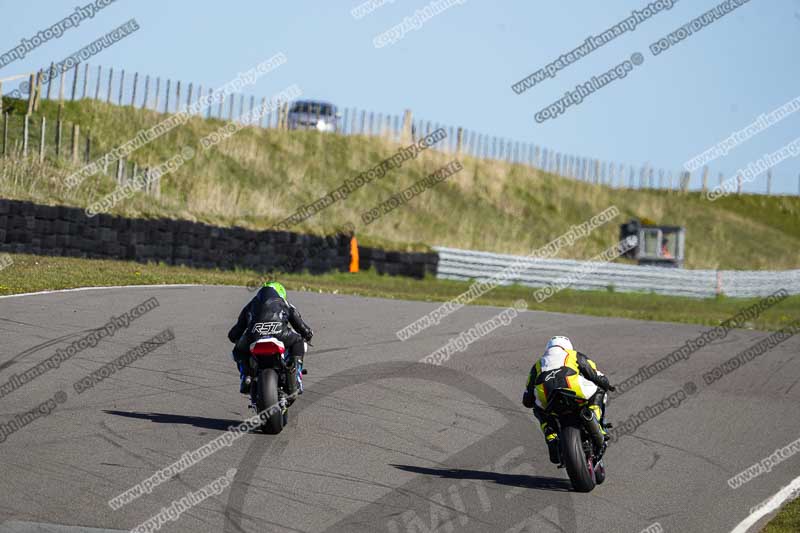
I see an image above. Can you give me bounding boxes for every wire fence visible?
[1,62,798,196]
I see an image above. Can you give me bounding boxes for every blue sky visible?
[2,0,799,194]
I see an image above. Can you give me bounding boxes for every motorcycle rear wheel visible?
[257,368,284,434]
[561,424,595,492]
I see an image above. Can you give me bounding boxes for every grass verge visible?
[1,253,797,331]
[762,497,800,532]
[1,97,799,268]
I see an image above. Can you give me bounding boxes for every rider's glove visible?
[606,384,616,392]
[303,329,313,342]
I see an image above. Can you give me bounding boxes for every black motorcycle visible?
[246,336,306,434]
[544,389,610,492]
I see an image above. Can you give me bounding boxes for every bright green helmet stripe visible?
[263,281,287,299]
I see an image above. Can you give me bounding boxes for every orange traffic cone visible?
[349,235,359,273]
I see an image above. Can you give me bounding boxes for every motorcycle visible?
[544,389,610,492]
[246,336,307,434]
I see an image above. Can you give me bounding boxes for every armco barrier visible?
[434,246,800,299]
[0,199,437,279]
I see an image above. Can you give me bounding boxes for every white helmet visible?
[545,336,573,353]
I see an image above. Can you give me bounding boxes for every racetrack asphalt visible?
[0,285,798,532]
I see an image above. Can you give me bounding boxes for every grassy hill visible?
[1,97,799,270]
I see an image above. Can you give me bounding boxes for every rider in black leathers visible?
[227,282,313,396]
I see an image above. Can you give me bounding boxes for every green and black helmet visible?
[263,281,287,300]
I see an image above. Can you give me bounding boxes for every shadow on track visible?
[391,464,573,492]
[103,410,240,431]
[225,361,579,533]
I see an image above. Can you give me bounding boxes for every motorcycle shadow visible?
[103,410,243,432]
[391,464,573,492]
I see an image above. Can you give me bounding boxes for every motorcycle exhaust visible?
[581,407,605,451]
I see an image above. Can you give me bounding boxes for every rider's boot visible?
[592,404,610,440]
[543,423,560,464]
[295,355,304,395]
[285,357,299,401]
[237,361,251,394]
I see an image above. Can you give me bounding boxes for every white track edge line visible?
[730,475,800,533]
[0,284,207,300]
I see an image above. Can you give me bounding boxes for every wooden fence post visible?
[259,96,266,126]
[0,81,3,114]
[32,71,42,111]
[165,79,171,113]
[175,81,181,111]
[45,62,55,100]
[736,173,742,194]
[94,65,102,100]
[118,69,125,105]
[228,94,234,120]
[71,124,80,163]
[701,166,709,192]
[154,78,160,111]
[107,67,114,103]
[2,113,7,158]
[187,83,193,111]
[766,169,772,195]
[82,63,89,99]
[131,72,138,106]
[681,171,691,192]
[56,119,62,158]
[71,63,79,100]
[25,74,35,115]
[401,109,413,142]
[115,158,123,186]
[84,129,90,163]
[57,68,65,127]
[207,88,213,118]
[23,115,29,156]
[142,75,149,109]
[38,116,46,162]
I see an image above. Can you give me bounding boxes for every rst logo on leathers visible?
[253,322,282,335]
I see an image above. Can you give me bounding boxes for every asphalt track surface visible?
[0,285,798,533]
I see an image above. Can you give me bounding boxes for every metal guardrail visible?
[434,246,800,299]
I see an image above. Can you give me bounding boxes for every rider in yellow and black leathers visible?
[522,336,616,463]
